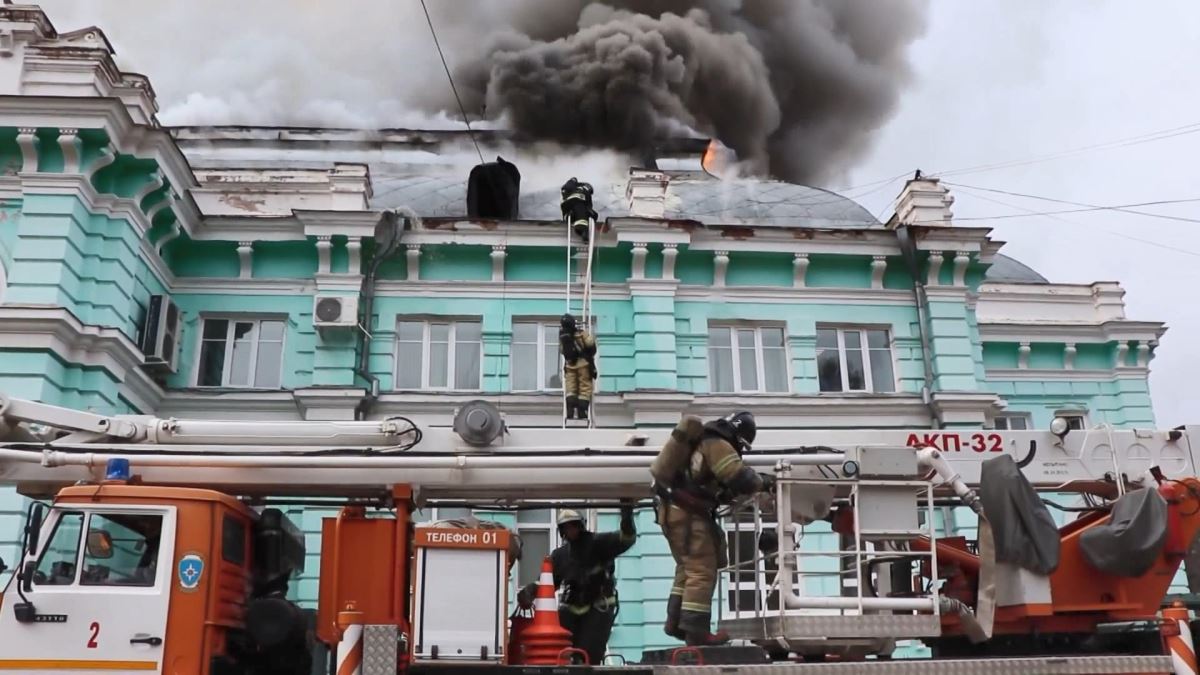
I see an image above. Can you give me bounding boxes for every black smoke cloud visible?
[452,1,927,185]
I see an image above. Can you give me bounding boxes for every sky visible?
[35,0,1199,426]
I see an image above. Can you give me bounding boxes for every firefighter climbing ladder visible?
[564,212,597,429]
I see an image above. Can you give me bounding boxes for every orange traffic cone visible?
[515,557,574,665]
[1164,601,1198,675]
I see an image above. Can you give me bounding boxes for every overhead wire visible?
[943,182,1200,225]
[930,120,1200,179]
[949,184,1200,259]
[419,0,486,166]
[912,196,1200,224]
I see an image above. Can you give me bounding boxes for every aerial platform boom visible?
[0,394,1195,501]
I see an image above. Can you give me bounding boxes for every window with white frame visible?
[395,319,482,390]
[708,325,790,393]
[1056,411,1087,430]
[196,318,285,388]
[993,413,1031,431]
[514,507,564,589]
[816,327,895,394]
[511,321,563,392]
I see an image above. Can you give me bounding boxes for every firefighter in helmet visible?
[518,504,637,665]
[561,177,597,243]
[560,313,597,420]
[653,411,776,646]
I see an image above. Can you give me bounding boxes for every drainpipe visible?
[895,222,944,429]
[354,210,408,421]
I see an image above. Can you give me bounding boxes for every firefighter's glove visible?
[758,472,778,494]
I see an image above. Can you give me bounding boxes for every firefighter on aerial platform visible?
[561,177,597,243]
[518,504,637,666]
[560,313,597,420]
[650,411,776,646]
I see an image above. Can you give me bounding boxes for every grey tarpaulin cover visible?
[980,454,1060,574]
[1080,487,1168,577]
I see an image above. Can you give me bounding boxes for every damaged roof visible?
[369,172,881,228]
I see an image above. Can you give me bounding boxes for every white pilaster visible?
[16,127,38,173]
[713,250,730,288]
[1116,341,1130,368]
[57,128,81,174]
[1136,342,1151,367]
[146,192,175,223]
[952,250,971,286]
[156,223,181,254]
[237,241,253,279]
[315,236,332,274]
[347,237,362,276]
[406,244,421,282]
[133,170,164,207]
[86,145,116,181]
[927,251,945,286]
[1064,342,1077,370]
[793,253,810,288]
[661,243,678,280]
[631,242,648,280]
[490,244,506,282]
[871,255,888,289]
[1018,342,1031,369]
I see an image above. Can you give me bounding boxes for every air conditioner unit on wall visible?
[140,294,181,372]
[312,295,359,329]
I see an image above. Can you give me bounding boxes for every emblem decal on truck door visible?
[178,553,204,591]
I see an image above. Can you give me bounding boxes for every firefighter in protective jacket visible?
[561,177,597,242]
[653,411,776,646]
[518,504,637,666]
[560,313,597,420]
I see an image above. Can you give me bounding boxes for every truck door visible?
[0,504,176,674]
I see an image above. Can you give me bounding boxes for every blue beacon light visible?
[104,457,131,482]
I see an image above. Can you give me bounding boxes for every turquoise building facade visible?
[0,5,1170,661]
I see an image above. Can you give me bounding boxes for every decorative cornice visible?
[0,96,204,235]
[985,368,1146,382]
[978,321,1166,345]
[0,305,166,412]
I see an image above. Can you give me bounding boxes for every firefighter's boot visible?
[565,395,578,420]
[663,594,686,640]
[680,610,729,647]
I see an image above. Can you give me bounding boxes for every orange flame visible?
[702,139,719,174]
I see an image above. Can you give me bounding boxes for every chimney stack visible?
[625,169,670,219]
[894,176,954,228]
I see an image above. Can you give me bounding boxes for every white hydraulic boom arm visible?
[0,394,1196,501]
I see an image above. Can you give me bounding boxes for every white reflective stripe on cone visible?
[539,572,554,584]
[534,598,558,611]
[337,623,364,675]
[1174,618,1198,675]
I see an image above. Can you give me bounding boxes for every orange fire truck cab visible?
[0,483,308,675]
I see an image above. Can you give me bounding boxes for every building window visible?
[511,322,563,392]
[708,325,790,393]
[993,414,1031,431]
[197,318,285,388]
[816,327,895,393]
[1056,411,1087,430]
[395,319,482,390]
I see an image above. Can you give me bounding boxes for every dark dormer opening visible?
[467,156,521,219]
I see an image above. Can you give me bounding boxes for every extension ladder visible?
[563,213,597,429]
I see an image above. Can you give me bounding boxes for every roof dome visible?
[985,254,1048,283]
[517,177,879,228]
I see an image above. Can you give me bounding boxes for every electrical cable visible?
[944,182,1200,225]
[950,184,1200,259]
[419,0,486,166]
[931,120,1200,179]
